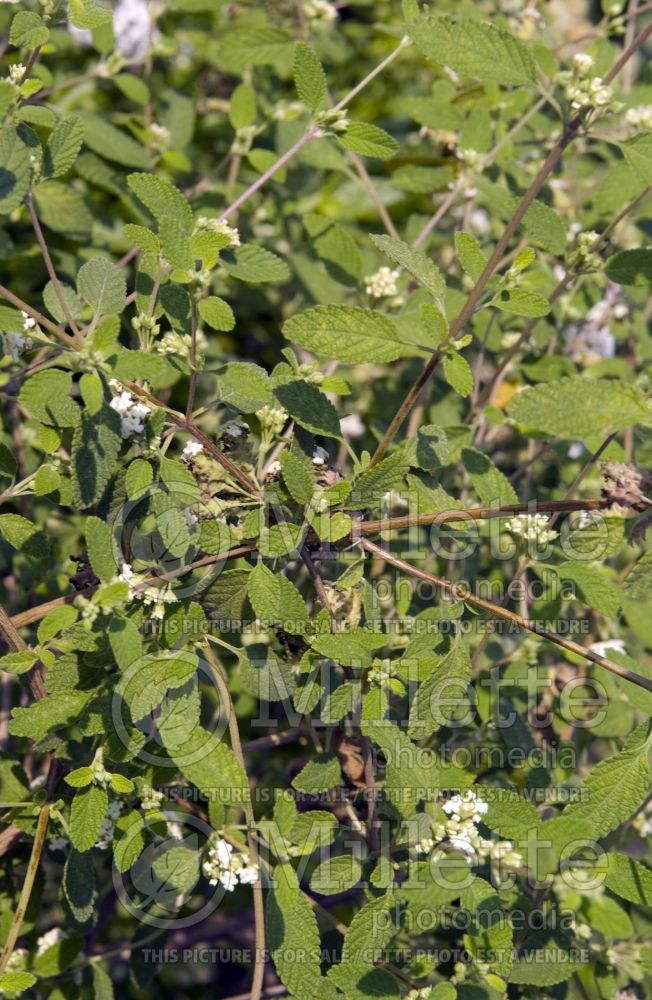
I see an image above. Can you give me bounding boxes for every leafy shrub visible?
[2,1,652,998]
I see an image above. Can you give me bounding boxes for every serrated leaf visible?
[125,458,153,500]
[0,972,37,994]
[605,248,652,286]
[564,721,652,836]
[198,295,235,331]
[79,111,149,169]
[0,650,38,675]
[0,124,38,214]
[43,116,84,179]
[284,305,405,363]
[521,199,567,255]
[10,10,50,47]
[280,449,314,504]
[292,752,342,793]
[68,0,112,29]
[9,692,90,737]
[33,180,92,238]
[85,516,117,583]
[618,132,652,184]
[409,14,537,86]
[338,121,398,159]
[508,376,651,440]
[604,852,652,905]
[274,379,341,437]
[294,42,327,111]
[71,405,122,508]
[221,244,290,283]
[267,864,322,995]
[310,855,361,895]
[127,172,193,231]
[557,561,621,617]
[455,231,487,281]
[370,233,446,305]
[215,361,272,412]
[70,784,108,852]
[19,370,81,427]
[43,280,84,326]
[443,352,473,397]
[63,848,97,925]
[77,257,127,316]
[491,287,550,317]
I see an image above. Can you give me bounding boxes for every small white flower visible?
[36,928,66,955]
[573,53,594,75]
[20,310,36,331]
[109,389,151,438]
[196,217,241,246]
[506,513,557,546]
[312,446,329,466]
[182,440,204,459]
[303,0,337,26]
[363,266,400,299]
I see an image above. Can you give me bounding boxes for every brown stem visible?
[119,381,260,496]
[0,604,46,700]
[27,198,82,343]
[369,21,652,467]
[0,803,50,973]
[360,537,652,694]
[0,283,78,349]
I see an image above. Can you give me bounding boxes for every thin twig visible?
[0,804,50,973]
[360,537,652,694]
[0,605,46,700]
[0,283,78,349]
[26,198,82,343]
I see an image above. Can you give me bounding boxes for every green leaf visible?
[33,180,92,239]
[443,352,473,397]
[0,124,38,214]
[65,766,94,787]
[68,0,112,29]
[274,379,341,438]
[70,784,108,852]
[280,449,314,504]
[462,446,518,504]
[338,121,399,159]
[267,864,322,996]
[0,650,38,675]
[43,115,85,179]
[221,244,290,283]
[125,458,154,500]
[604,851,652,905]
[294,42,327,111]
[43,280,84,326]
[521,199,567,255]
[198,295,235,331]
[0,972,37,994]
[408,14,537,86]
[455,231,487,281]
[85,515,118,583]
[370,233,446,305]
[565,721,652,837]
[9,669,67,730]
[508,376,651,440]
[79,111,150,169]
[618,132,652,184]
[557,561,621,617]
[0,513,48,559]
[605,248,652,286]
[215,361,272,412]
[408,644,471,738]
[77,257,127,316]
[10,10,50,47]
[229,82,256,129]
[63,848,97,925]
[19,370,81,427]
[491,287,550,317]
[71,404,122,509]
[127,172,193,232]
[292,752,342,793]
[284,305,405,363]
[510,932,586,986]
[310,855,362,895]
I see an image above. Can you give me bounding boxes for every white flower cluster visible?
[149,122,170,150]
[564,289,626,365]
[202,837,258,891]
[113,0,159,63]
[314,108,349,136]
[405,990,434,1000]
[364,266,400,299]
[35,927,66,956]
[568,229,602,273]
[506,513,557,546]
[368,659,397,687]
[417,791,522,870]
[195,217,241,247]
[108,381,151,438]
[256,404,288,436]
[95,799,123,850]
[2,311,35,362]
[303,0,338,26]
[182,440,204,460]
[624,105,652,130]
[557,55,619,119]
[140,785,165,810]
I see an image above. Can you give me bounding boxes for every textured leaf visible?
[77,257,127,315]
[8,692,90,738]
[125,458,153,500]
[215,362,272,412]
[371,234,446,305]
[491,287,550,317]
[274,379,341,437]
[294,42,326,110]
[71,404,122,509]
[33,180,92,238]
[338,122,399,159]
[221,244,290,283]
[619,132,652,184]
[310,855,361,895]
[455,231,487,281]
[70,784,108,852]
[127,172,193,231]
[198,295,235,331]
[521,199,567,254]
[79,111,149,168]
[604,852,652,905]
[267,863,322,996]
[292,752,342,793]
[10,10,49,47]
[63,849,97,925]
[605,248,652,286]
[443,352,473,397]
[85,515,117,583]
[284,305,405,363]
[43,116,85,179]
[0,124,38,214]
[409,14,537,85]
[19,370,81,427]
[508,377,651,440]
